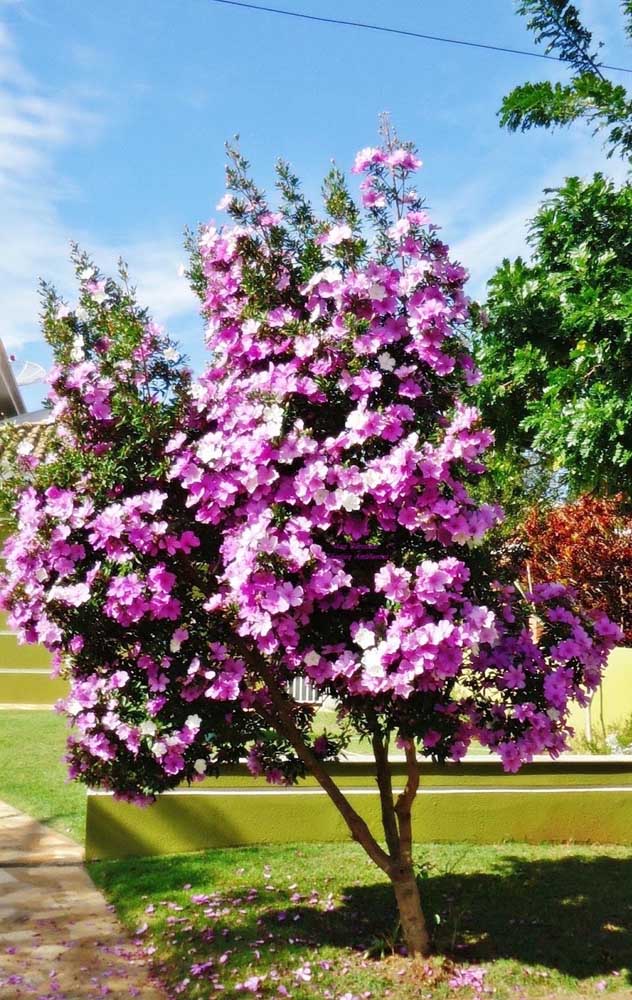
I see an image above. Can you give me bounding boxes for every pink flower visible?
[386,148,422,171]
[351,146,385,173]
[239,975,266,992]
[320,223,353,246]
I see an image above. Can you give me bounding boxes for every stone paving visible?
[0,800,167,998]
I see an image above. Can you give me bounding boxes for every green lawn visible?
[0,709,86,841]
[92,840,632,1000]
[3,710,632,999]
[312,706,372,755]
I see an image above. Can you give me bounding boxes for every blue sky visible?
[1,0,630,410]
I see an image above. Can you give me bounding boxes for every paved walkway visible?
[0,800,167,998]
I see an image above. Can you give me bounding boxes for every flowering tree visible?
[0,127,621,957]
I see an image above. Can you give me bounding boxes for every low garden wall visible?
[85,755,632,860]
[0,616,67,704]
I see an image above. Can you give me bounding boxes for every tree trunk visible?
[239,643,431,957]
[391,863,431,957]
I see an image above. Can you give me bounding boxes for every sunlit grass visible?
[0,709,85,841]
[92,841,632,999]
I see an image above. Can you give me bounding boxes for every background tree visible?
[0,130,619,958]
[474,2,632,501]
[500,1,632,162]
[473,174,632,496]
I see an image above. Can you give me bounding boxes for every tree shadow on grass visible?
[93,848,632,988]
[255,854,632,982]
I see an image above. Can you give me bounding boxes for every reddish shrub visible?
[522,494,632,645]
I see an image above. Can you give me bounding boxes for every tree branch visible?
[234,634,393,875]
[395,742,420,868]
[371,731,401,859]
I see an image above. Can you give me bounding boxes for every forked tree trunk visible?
[245,650,432,957]
[374,734,431,956]
[391,863,430,957]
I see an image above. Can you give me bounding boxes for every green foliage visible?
[571,709,632,754]
[0,249,191,527]
[515,0,600,70]
[500,75,632,160]
[500,2,632,161]
[625,1,632,41]
[474,174,632,496]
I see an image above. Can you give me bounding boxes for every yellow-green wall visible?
[568,648,632,737]
[0,611,67,705]
[85,758,632,860]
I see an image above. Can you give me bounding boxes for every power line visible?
[207,0,632,75]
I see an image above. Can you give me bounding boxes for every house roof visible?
[0,409,54,467]
[11,418,54,462]
[0,341,26,418]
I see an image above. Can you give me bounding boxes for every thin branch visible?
[234,635,393,875]
[371,732,401,859]
[394,742,420,868]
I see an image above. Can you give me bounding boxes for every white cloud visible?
[92,239,198,329]
[0,19,198,361]
[452,205,532,299]
[450,136,630,299]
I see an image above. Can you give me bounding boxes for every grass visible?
[312,707,372,755]
[0,708,86,841]
[312,707,491,759]
[2,710,631,998]
[570,710,632,755]
[92,840,632,1000]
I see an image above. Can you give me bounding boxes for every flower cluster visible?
[0,136,621,802]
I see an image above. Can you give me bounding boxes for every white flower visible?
[75,306,89,323]
[324,223,352,246]
[378,352,396,372]
[304,650,320,667]
[163,347,179,362]
[361,645,384,676]
[336,489,361,512]
[70,336,85,362]
[199,226,217,249]
[266,404,284,437]
[301,266,340,296]
[364,469,381,489]
[197,439,220,464]
[354,626,375,650]
[16,440,34,457]
[345,409,366,431]
[79,267,95,281]
[185,714,202,731]
[194,758,207,774]
[140,721,157,737]
[368,281,387,301]
[243,470,260,492]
